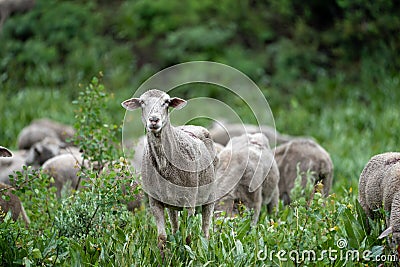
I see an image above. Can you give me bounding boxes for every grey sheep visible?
[42,153,84,198]
[358,152,400,245]
[129,137,224,175]
[0,182,30,226]
[127,136,147,174]
[31,118,75,144]
[0,149,27,184]
[25,137,64,167]
[214,142,225,155]
[216,133,280,224]
[274,139,334,204]
[209,121,308,147]
[122,89,218,254]
[25,136,80,168]
[0,148,30,226]
[17,118,75,149]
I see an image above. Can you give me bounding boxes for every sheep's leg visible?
[251,189,263,225]
[201,202,215,239]
[167,208,179,234]
[267,186,279,214]
[149,197,167,252]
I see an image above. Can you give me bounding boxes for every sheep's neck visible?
[147,123,176,171]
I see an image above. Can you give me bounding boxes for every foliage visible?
[72,74,121,168]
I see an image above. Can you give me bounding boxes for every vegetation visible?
[0,0,399,265]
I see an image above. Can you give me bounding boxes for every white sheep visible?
[274,139,333,204]
[17,118,75,149]
[216,133,279,224]
[0,182,30,226]
[42,152,84,198]
[0,149,27,184]
[209,121,307,147]
[31,118,75,144]
[0,147,30,226]
[25,137,64,167]
[358,152,400,245]
[122,89,218,253]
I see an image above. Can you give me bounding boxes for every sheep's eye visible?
[162,100,170,106]
[139,100,145,106]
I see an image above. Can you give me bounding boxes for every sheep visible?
[24,136,81,167]
[274,139,334,204]
[17,118,75,149]
[121,89,218,254]
[41,153,85,198]
[127,136,146,174]
[0,146,12,157]
[0,182,30,226]
[25,137,64,167]
[31,118,75,144]
[358,152,400,245]
[209,121,308,147]
[214,142,225,155]
[215,133,279,224]
[0,148,30,226]
[0,149,27,184]
[129,137,224,175]
[17,124,59,149]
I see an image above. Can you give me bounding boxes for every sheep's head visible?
[122,89,186,133]
[25,137,64,166]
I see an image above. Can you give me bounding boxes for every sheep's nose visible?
[149,116,159,124]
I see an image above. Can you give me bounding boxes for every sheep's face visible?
[122,89,187,133]
[25,137,63,166]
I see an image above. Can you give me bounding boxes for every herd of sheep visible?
[0,89,399,257]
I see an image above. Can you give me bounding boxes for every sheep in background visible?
[31,118,75,144]
[122,89,218,254]
[25,137,81,168]
[209,121,309,147]
[25,137,64,167]
[17,118,75,149]
[42,153,84,198]
[216,133,279,224]
[214,142,225,155]
[0,182,30,226]
[274,139,333,204]
[127,136,146,174]
[358,152,400,245]
[17,124,59,149]
[0,149,27,184]
[0,147,30,226]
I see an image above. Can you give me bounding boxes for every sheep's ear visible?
[121,98,141,110]
[169,97,187,110]
[0,146,12,157]
[378,226,393,239]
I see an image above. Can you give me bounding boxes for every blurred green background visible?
[1,0,399,189]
